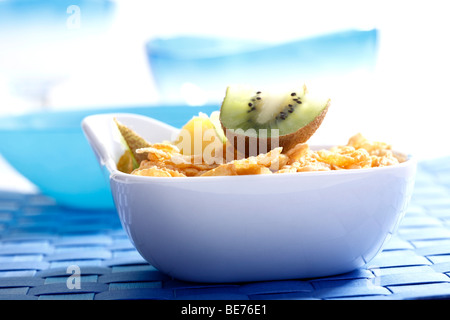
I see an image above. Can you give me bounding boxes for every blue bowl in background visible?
[0,105,219,209]
[146,29,378,105]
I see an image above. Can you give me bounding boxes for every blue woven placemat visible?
[1,156,450,300]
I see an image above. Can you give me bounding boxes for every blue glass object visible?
[147,29,379,104]
[0,105,219,209]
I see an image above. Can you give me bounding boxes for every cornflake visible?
[126,133,405,177]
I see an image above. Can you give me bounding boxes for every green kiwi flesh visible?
[219,84,330,154]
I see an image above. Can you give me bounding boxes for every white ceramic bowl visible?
[82,113,417,283]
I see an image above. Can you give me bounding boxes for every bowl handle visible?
[82,114,120,174]
[82,113,179,174]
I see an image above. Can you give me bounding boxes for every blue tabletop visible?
[1,155,450,300]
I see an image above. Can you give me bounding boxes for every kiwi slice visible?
[219,84,330,155]
[114,118,151,165]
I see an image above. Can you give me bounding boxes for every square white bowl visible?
[82,113,416,283]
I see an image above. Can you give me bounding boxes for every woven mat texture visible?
[1,156,450,300]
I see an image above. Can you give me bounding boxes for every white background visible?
[1,0,449,169]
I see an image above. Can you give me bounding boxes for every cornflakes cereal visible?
[278,147,332,173]
[284,143,309,164]
[131,166,186,177]
[133,143,218,177]
[201,162,272,177]
[273,133,406,174]
[200,148,285,176]
[124,132,406,178]
[315,148,372,169]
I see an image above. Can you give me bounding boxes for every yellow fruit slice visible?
[117,149,137,174]
[173,112,226,163]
